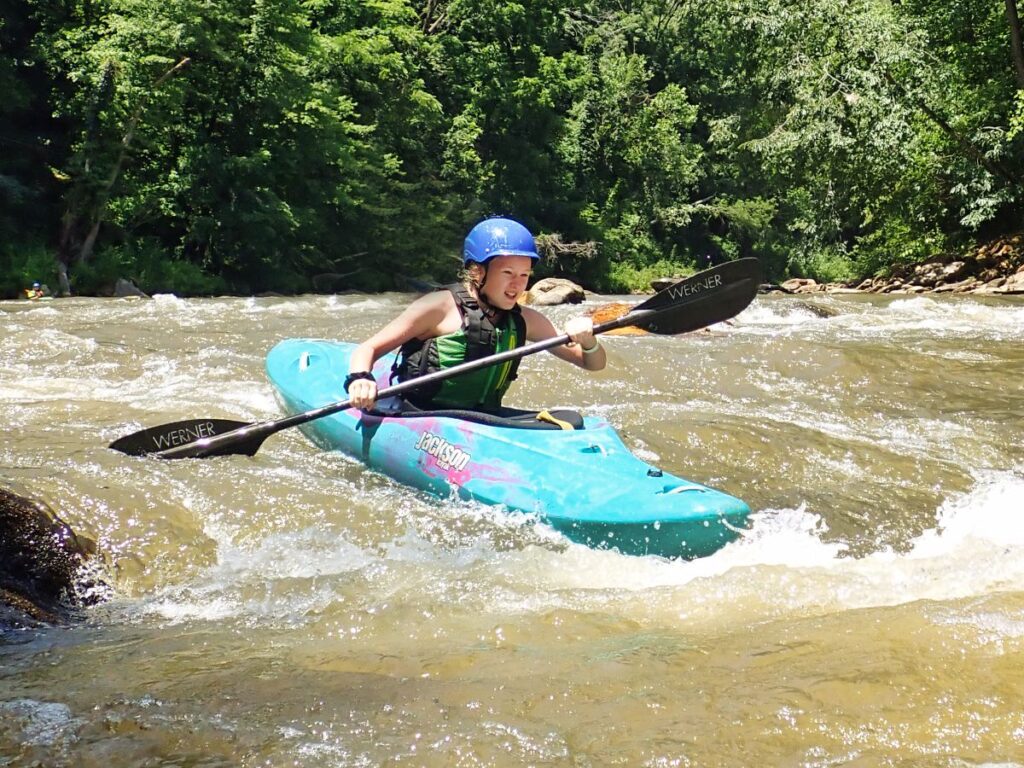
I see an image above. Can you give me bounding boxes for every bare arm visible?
[522,306,607,371]
[347,291,455,409]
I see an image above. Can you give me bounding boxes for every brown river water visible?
[1,290,1023,766]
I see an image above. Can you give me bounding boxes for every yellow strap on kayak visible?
[536,410,574,430]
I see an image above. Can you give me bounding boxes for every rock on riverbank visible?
[779,234,1024,296]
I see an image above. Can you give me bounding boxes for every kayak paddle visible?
[110,257,762,459]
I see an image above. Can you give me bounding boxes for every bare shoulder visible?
[356,288,461,361]
[406,288,456,316]
[397,288,460,338]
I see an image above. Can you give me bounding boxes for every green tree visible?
[0,1,68,294]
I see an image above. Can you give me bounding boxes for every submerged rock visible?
[589,302,650,335]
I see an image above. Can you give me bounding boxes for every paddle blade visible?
[109,419,254,457]
[627,258,762,335]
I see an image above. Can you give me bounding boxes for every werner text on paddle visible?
[666,272,723,299]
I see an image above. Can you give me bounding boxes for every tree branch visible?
[884,71,1021,188]
[76,57,191,264]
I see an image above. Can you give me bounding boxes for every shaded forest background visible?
[2,0,1023,297]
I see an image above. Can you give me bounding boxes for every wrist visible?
[344,371,375,392]
[580,340,599,354]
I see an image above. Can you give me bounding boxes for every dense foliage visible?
[2,0,1022,296]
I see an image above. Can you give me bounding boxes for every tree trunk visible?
[421,0,448,34]
[1008,0,1024,88]
[58,57,191,277]
[56,259,71,297]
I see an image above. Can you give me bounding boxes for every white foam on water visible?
[0,327,98,368]
[887,295,1024,329]
[137,524,375,625]
[463,470,1024,632]
[738,301,833,328]
[339,294,393,308]
[242,297,320,315]
[217,525,375,580]
[922,469,1024,548]
[110,379,1023,636]
[736,294,1024,344]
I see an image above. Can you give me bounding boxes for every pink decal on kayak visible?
[383,416,523,488]
[414,431,471,471]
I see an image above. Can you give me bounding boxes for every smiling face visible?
[474,254,533,310]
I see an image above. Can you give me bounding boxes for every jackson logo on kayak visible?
[151,421,222,450]
[414,432,471,472]
[667,272,722,299]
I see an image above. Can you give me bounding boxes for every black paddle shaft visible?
[109,258,762,459]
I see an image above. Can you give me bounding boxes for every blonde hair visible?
[459,262,486,295]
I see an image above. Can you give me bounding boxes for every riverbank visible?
[10,234,1024,302]
[780,233,1024,296]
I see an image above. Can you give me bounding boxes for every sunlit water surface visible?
[2,291,1023,766]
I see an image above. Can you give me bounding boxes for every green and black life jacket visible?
[393,284,527,409]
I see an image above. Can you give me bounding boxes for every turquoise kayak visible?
[266,339,751,558]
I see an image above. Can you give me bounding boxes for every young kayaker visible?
[346,216,606,412]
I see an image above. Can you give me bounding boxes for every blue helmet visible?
[463,217,539,265]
